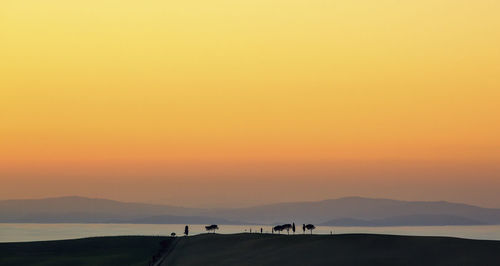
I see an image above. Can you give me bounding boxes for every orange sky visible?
[1,0,499,207]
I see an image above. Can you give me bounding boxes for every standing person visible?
[302,224,306,234]
[184,225,189,236]
[260,228,263,234]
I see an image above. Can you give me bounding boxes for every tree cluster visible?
[303,224,316,234]
[205,224,219,233]
[273,222,297,234]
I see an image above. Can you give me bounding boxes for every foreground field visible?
[2,233,500,265]
[0,236,172,266]
[164,233,500,266]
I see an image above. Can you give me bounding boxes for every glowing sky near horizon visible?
[1,0,499,207]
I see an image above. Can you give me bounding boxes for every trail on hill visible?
[152,238,180,266]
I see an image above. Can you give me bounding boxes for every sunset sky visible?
[1,0,499,208]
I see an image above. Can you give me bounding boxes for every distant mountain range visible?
[2,196,500,226]
[320,215,485,226]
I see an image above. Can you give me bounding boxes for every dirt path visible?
[153,237,180,266]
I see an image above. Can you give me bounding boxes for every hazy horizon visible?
[0,178,500,209]
[3,159,500,208]
[3,193,500,210]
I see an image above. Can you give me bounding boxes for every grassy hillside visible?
[0,236,173,266]
[163,233,500,266]
[2,233,500,266]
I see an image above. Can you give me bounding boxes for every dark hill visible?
[0,236,173,266]
[163,233,500,266]
[2,234,500,265]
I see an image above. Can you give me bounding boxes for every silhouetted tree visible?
[305,224,316,235]
[171,232,176,237]
[184,225,189,236]
[205,224,219,233]
[292,223,296,234]
[273,225,284,234]
[303,224,306,234]
[282,224,292,235]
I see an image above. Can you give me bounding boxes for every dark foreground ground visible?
[0,236,172,266]
[2,233,500,266]
[163,233,500,266]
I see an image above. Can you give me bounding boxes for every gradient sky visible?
[1,0,499,208]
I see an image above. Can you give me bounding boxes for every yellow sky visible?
[1,0,499,206]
